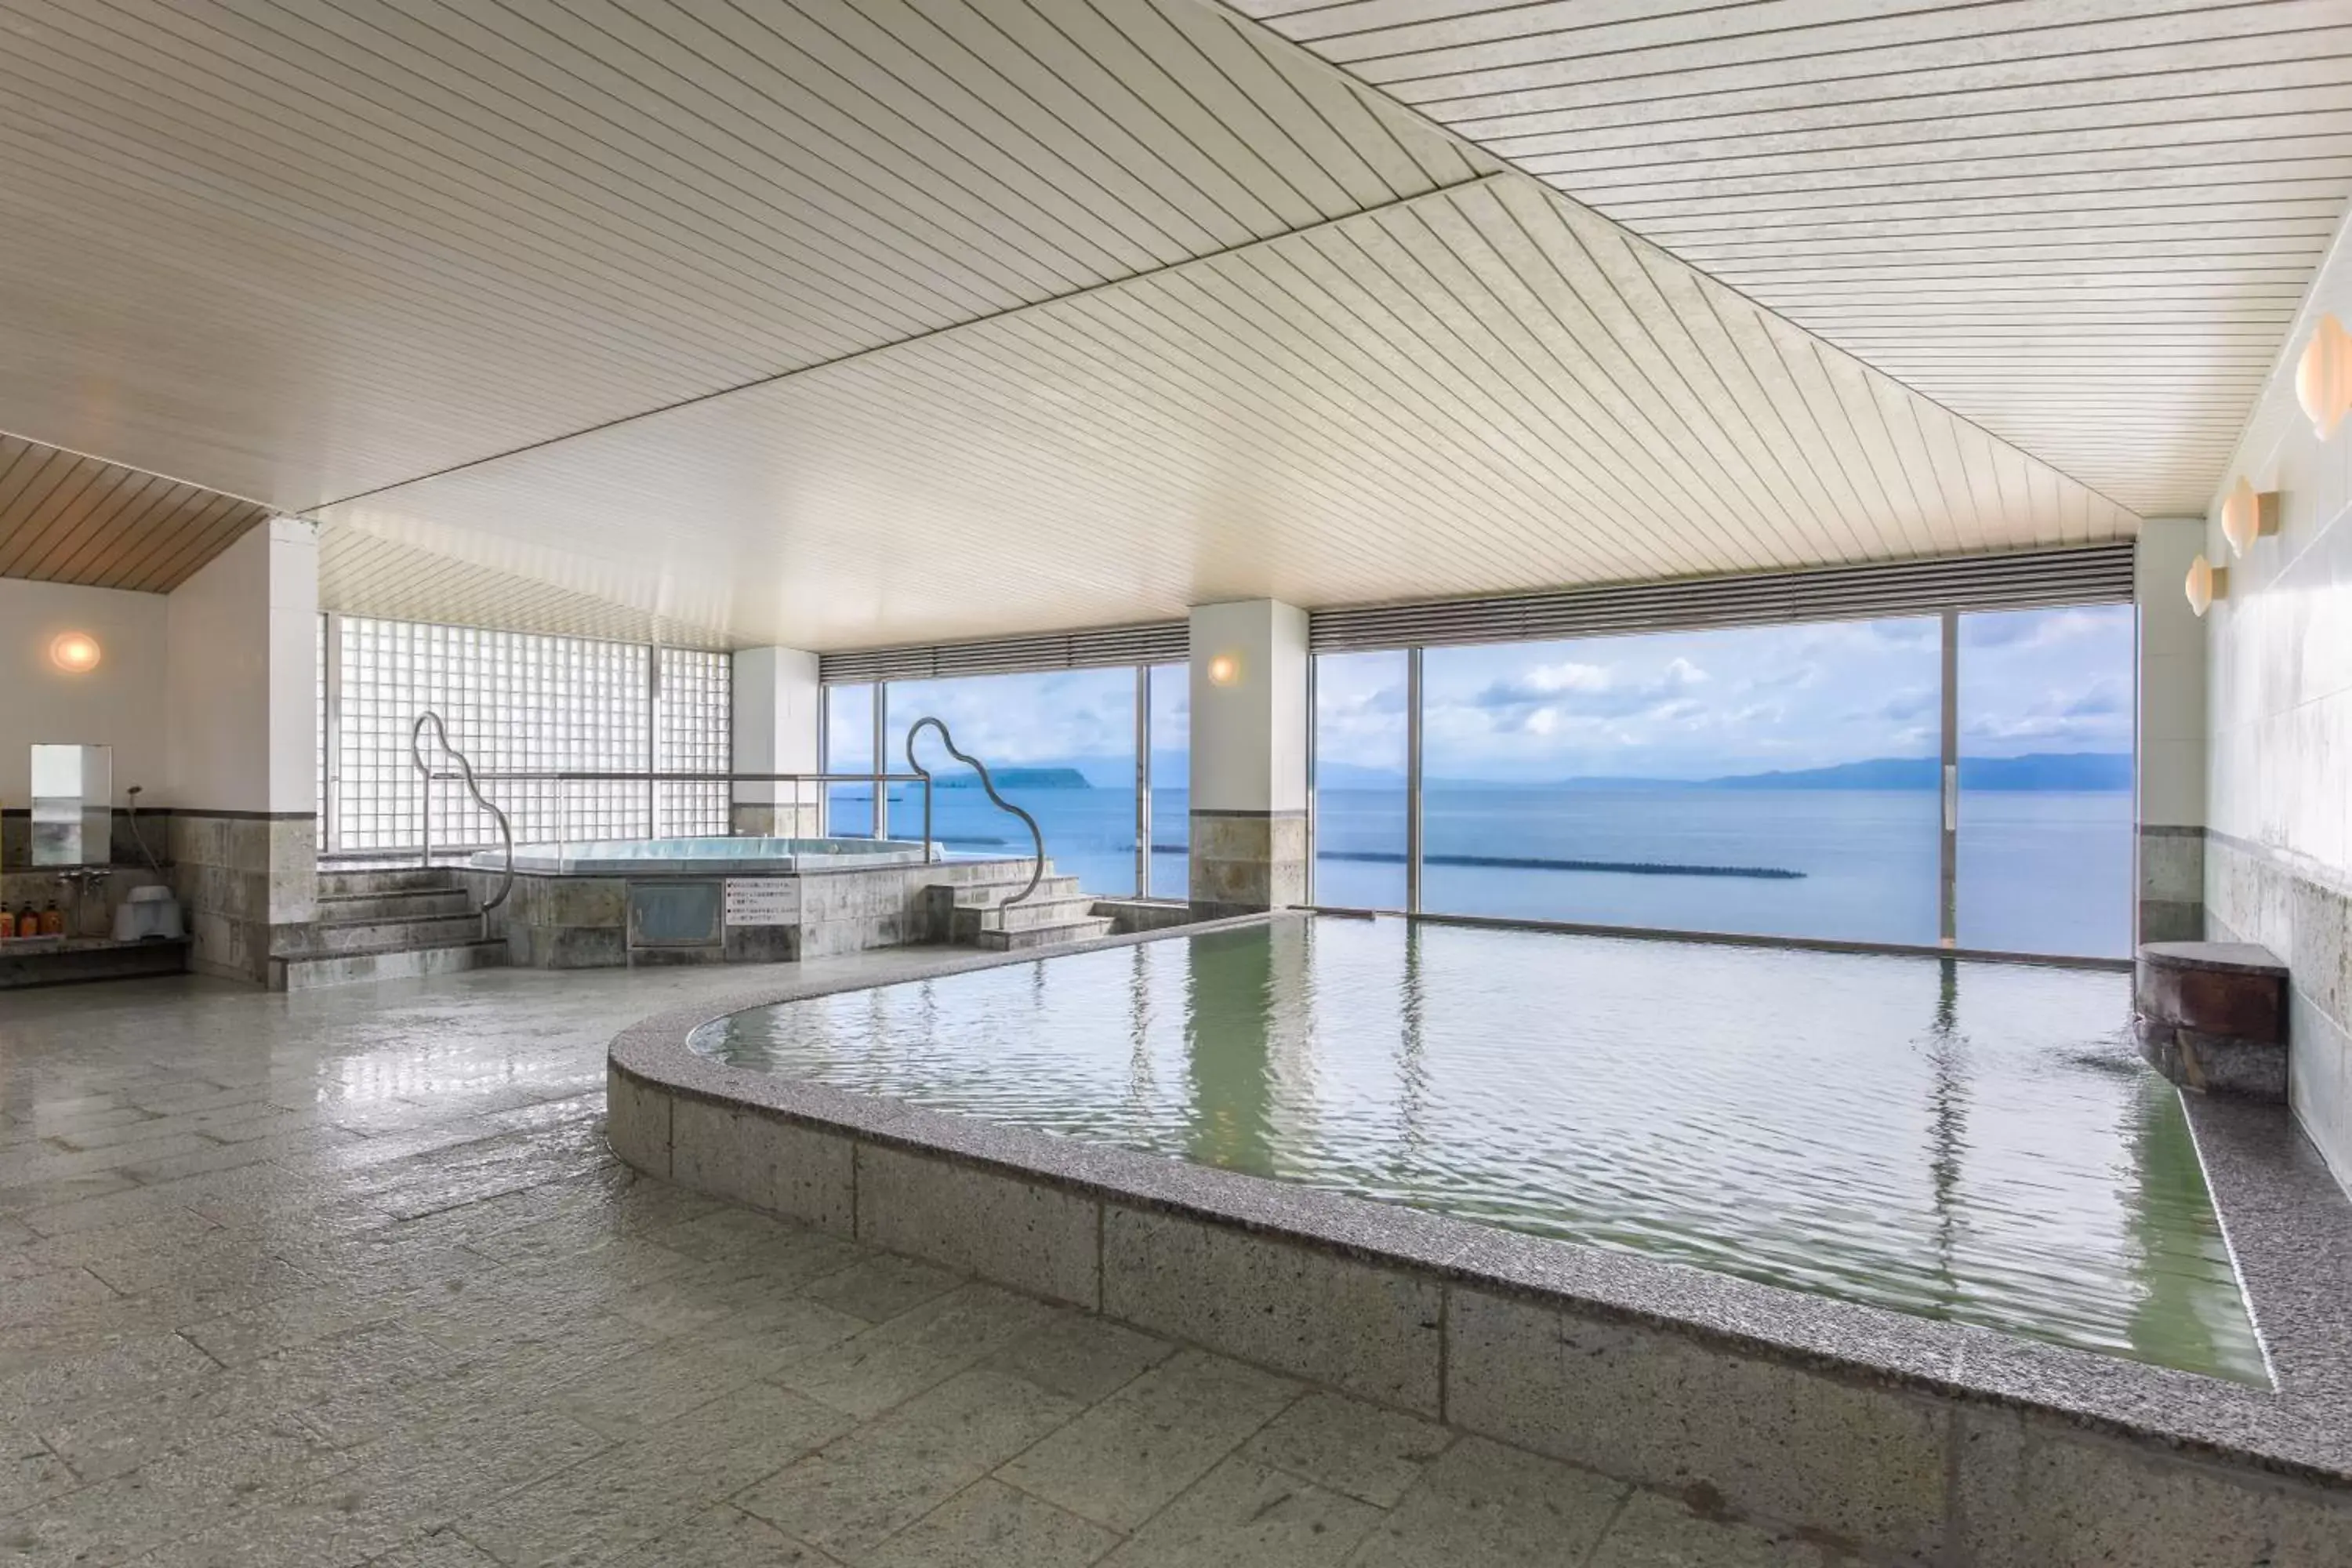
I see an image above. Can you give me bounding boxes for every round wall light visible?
[1206,652,1243,688]
[2185,554,2227,618]
[2220,477,2278,558]
[2296,312,2352,441]
[47,631,102,673]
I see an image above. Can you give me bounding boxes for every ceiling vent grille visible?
[1308,545,2136,655]
[819,620,1189,685]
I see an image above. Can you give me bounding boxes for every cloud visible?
[1472,656,1709,724]
[1857,684,1937,724]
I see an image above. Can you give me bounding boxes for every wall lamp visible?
[1206,652,1243,687]
[2220,477,2279,558]
[2299,312,2352,441]
[2185,554,2227,618]
[47,631,102,673]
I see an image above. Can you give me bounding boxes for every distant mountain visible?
[1697,753,2132,793]
[935,766,1091,789]
[1305,752,2133,793]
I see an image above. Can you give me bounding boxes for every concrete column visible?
[1187,600,1308,918]
[164,517,320,982]
[2135,517,2209,944]
[731,646,822,837]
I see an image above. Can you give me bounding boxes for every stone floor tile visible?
[735,1368,1083,1559]
[587,1504,847,1567]
[5,1210,224,1273]
[774,1283,1058,1420]
[983,1310,1176,1404]
[996,1350,1303,1532]
[0,1323,218,1428]
[0,1169,140,1217]
[539,1341,779,1441]
[1348,1436,1627,1568]
[0,1214,34,1247]
[85,1241,318,1322]
[673,1292,871,1381]
[1100,1456,1381,1568]
[801,1253,966,1324]
[154,1402,612,1568]
[650,1207,849,1272]
[864,1479,1119,1568]
[0,1436,80,1518]
[452,1383,848,1565]
[1586,1490,1832,1567]
[1241,1391,1454,1508]
[0,1414,352,1567]
[366,1526,506,1566]
[0,1264,118,1327]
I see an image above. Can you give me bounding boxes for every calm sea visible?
[845,782,2134,959]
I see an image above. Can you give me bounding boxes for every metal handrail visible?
[409,713,515,913]
[903,717,1044,906]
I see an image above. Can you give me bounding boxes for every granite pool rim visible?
[607,913,2352,1496]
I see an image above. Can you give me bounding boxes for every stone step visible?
[270,939,508,993]
[277,912,486,957]
[973,918,1116,952]
[317,867,459,896]
[953,895,1102,938]
[937,873,1082,909]
[313,889,475,922]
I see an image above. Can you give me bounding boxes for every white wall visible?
[1188,599,1308,813]
[165,518,318,814]
[2201,203,2352,1190]
[0,578,170,808]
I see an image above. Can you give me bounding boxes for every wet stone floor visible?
[2,961,1842,1566]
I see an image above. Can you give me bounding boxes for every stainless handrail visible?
[903,717,1044,906]
[409,713,515,913]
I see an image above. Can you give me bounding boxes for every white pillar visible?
[731,646,822,837]
[164,517,319,982]
[2135,517,2209,944]
[1187,599,1308,915]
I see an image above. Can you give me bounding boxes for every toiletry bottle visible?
[40,901,64,937]
[14,906,37,939]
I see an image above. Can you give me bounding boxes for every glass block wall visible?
[325,617,729,854]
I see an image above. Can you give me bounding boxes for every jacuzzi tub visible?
[476,835,932,875]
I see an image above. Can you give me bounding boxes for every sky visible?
[838,605,2136,785]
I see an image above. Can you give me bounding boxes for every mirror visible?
[30,744,113,867]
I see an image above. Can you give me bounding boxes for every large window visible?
[1312,651,1410,910]
[885,670,1139,896]
[1417,619,1943,944]
[1959,606,2137,957]
[1148,664,1189,899]
[1315,602,2133,958]
[325,618,728,853]
[824,684,877,839]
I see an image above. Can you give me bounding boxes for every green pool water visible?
[691,918,2265,1383]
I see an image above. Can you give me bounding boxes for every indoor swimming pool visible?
[691,916,2265,1383]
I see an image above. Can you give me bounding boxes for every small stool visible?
[2134,942,2289,1102]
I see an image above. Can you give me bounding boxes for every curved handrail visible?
[409,712,514,913]
[902,717,1043,906]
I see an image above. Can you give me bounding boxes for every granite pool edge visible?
[606,919,2352,1549]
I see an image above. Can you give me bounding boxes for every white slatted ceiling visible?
[1228,0,2352,517]
[318,172,2133,651]
[318,526,735,650]
[0,0,1479,510]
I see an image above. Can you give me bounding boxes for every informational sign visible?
[723,879,800,927]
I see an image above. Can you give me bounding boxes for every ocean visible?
[848,781,2134,960]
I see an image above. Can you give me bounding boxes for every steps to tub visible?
[2133,939,2289,1102]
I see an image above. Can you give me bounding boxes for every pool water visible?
[692,918,2264,1382]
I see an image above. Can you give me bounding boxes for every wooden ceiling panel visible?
[0,433,273,592]
[1235,0,2352,516]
